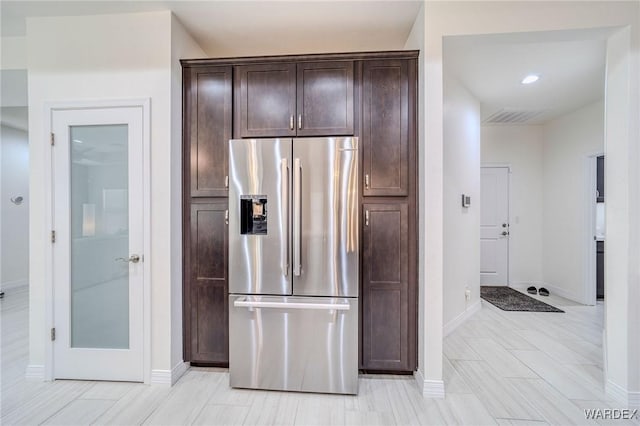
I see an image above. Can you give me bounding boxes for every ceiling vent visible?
[483,109,546,124]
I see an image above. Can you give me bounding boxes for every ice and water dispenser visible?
[240,195,267,235]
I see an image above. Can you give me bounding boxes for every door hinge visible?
[51,327,56,341]
[50,133,55,146]
[51,230,56,243]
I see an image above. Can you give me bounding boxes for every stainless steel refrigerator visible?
[228,137,359,395]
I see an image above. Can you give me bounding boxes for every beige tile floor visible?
[1,285,637,425]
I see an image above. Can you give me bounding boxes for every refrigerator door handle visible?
[293,158,302,276]
[234,297,350,311]
[281,158,289,276]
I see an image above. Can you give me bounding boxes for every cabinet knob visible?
[365,210,369,226]
[290,115,294,131]
[298,114,302,130]
[364,174,370,189]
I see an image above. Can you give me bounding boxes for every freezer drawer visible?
[229,295,358,394]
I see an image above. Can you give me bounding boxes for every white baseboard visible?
[629,392,640,409]
[606,379,629,406]
[150,369,171,385]
[1,279,28,290]
[443,300,481,336]
[414,369,445,398]
[509,281,582,304]
[171,361,188,385]
[25,364,45,380]
[150,362,189,385]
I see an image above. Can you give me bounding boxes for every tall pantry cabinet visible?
[182,51,418,372]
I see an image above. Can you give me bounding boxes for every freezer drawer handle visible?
[234,298,350,311]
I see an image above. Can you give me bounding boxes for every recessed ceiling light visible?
[521,75,540,85]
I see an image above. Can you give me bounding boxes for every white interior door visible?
[52,106,144,381]
[480,167,509,285]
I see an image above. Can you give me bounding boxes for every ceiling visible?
[1,1,423,56]
[1,2,615,126]
[444,28,612,124]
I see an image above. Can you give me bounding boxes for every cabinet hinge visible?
[51,327,56,341]
[51,230,56,243]
[50,133,55,146]
[225,210,229,225]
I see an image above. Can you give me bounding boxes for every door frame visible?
[43,99,151,383]
[480,163,511,286]
[584,152,604,306]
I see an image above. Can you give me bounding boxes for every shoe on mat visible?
[538,287,549,296]
[527,286,537,294]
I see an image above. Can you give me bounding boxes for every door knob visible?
[116,254,141,263]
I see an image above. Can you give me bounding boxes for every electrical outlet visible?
[465,288,471,301]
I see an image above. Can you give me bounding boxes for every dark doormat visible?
[480,286,564,313]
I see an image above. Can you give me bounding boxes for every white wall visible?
[26,11,196,380]
[1,124,29,287]
[443,72,481,329]
[169,14,207,376]
[1,36,27,70]
[542,100,604,302]
[603,26,637,397]
[481,125,544,286]
[423,1,639,403]
[405,3,445,396]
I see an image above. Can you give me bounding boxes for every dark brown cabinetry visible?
[597,155,604,202]
[183,65,233,365]
[362,60,410,197]
[235,63,297,138]
[297,61,354,136]
[362,203,414,371]
[186,66,233,198]
[182,51,417,372]
[187,202,229,363]
[235,61,353,138]
[359,58,417,372]
[597,241,604,299]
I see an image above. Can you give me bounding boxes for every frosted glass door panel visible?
[70,124,129,349]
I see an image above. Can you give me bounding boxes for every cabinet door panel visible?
[297,61,354,136]
[236,63,296,138]
[362,203,410,371]
[189,67,232,197]
[190,202,228,364]
[362,60,409,196]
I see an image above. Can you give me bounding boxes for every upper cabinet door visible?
[296,61,354,136]
[235,63,297,138]
[188,66,233,197]
[362,60,411,197]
